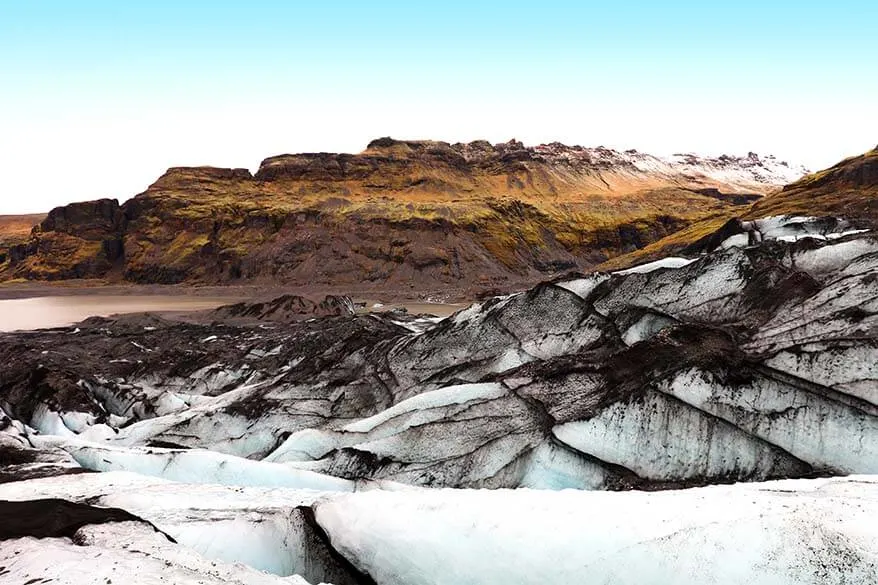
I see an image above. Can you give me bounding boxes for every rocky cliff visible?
[0,214,45,266]
[1,139,805,293]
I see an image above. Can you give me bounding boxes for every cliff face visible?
[1,138,806,292]
[4,200,124,280]
[0,214,45,265]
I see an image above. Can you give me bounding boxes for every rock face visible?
[4,200,125,279]
[0,138,806,290]
[0,215,873,491]
[0,213,45,265]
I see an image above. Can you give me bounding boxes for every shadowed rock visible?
[0,499,174,541]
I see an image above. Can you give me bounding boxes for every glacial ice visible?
[344,383,507,434]
[32,438,356,491]
[267,383,509,463]
[1,521,322,585]
[3,471,875,585]
[0,472,347,581]
[554,273,610,299]
[517,441,610,490]
[314,476,878,585]
[764,343,878,405]
[661,368,878,473]
[613,256,696,274]
[553,389,805,482]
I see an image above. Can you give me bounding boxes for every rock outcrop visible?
[0,213,45,265]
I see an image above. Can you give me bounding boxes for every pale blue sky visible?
[1,1,876,213]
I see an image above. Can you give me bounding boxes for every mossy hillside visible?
[600,146,878,271]
[118,182,738,278]
[3,144,793,287]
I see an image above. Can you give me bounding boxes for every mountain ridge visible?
[1,138,807,293]
[600,144,878,271]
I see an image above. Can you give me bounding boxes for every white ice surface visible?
[661,368,878,473]
[30,404,77,437]
[30,437,355,491]
[791,237,878,276]
[267,383,509,463]
[315,476,878,585]
[720,233,750,249]
[553,390,801,481]
[1,522,318,585]
[613,256,696,275]
[554,273,610,300]
[764,343,878,405]
[0,471,340,579]
[2,471,876,585]
[518,441,609,490]
[344,383,506,433]
[620,312,678,346]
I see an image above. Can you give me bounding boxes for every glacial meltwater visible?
[0,295,236,332]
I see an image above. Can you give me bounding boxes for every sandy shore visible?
[0,281,472,331]
[0,280,483,304]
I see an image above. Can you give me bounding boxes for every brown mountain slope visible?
[600,145,878,270]
[1,139,804,294]
[743,145,878,223]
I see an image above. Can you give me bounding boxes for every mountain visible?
[0,139,805,294]
[747,144,878,222]
[601,145,878,270]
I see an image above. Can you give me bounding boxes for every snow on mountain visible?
[513,141,808,194]
[535,143,809,192]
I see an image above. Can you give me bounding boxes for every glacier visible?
[1,472,876,585]
[0,214,875,583]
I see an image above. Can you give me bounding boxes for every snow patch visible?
[614,257,696,275]
[554,273,610,300]
[344,383,507,434]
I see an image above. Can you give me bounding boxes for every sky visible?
[1,0,877,214]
